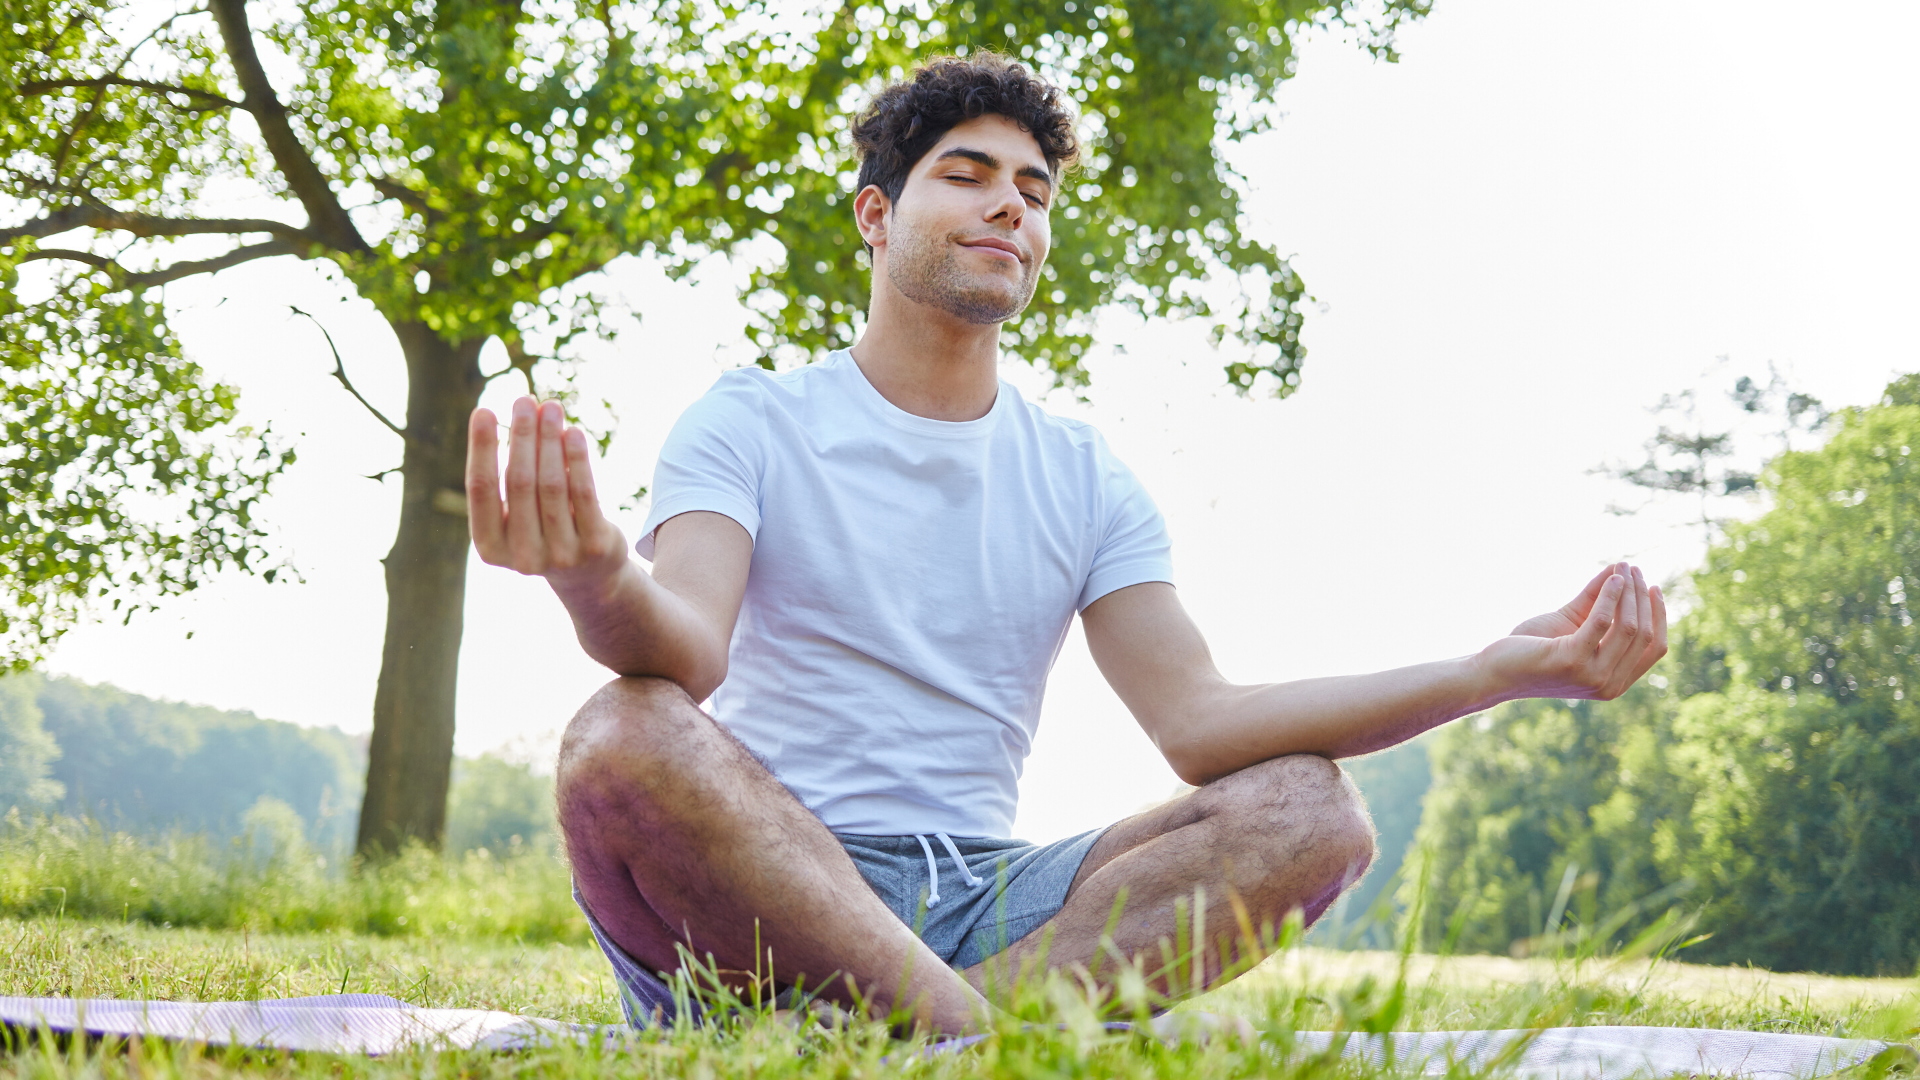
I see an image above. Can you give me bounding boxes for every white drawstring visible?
[936,833,985,887]
[914,834,942,907]
[913,832,984,908]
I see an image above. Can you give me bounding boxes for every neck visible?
[850,275,1001,422]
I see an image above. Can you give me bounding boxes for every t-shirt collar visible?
[832,349,1010,439]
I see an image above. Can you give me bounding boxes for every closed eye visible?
[943,171,1047,207]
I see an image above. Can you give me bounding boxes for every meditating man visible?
[465,53,1668,1033]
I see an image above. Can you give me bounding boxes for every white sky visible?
[43,0,1920,843]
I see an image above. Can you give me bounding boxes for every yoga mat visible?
[1294,1026,1912,1080]
[3,993,1911,1077]
[0,994,599,1054]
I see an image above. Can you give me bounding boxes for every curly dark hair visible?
[851,52,1079,210]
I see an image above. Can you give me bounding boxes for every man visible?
[466,54,1666,1034]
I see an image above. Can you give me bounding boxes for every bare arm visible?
[1083,566,1666,786]
[467,398,750,700]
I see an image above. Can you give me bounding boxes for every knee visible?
[1207,754,1377,881]
[555,676,700,811]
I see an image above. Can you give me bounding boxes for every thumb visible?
[1568,572,1625,655]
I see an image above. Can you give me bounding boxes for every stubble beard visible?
[886,224,1039,326]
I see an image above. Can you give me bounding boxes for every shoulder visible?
[1004,390,1116,459]
[698,357,848,413]
[671,365,781,430]
[668,358,855,452]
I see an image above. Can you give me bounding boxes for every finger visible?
[1607,566,1656,692]
[1594,566,1647,680]
[466,408,507,562]
[1560,564,1617,622]
[562,426,607,537]
[1632,566,1655,662]
[1649,583,1669,659]
[503,396,543,571]
[536,400,579,560]
[1570,573,1625,655]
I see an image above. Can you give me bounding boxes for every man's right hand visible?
[468,397,629,597]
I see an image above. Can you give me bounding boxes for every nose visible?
[984,177,1025,230]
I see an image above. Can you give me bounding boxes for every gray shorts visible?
[576,828,1105,1028]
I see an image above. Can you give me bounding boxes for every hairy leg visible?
[962,754,1375,1000]
[557,676,989,1032]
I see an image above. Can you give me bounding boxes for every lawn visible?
[4,912,1916,1080]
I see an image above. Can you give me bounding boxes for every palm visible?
[1477,562,1669,703]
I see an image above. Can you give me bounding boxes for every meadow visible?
[2,819,1916,1080]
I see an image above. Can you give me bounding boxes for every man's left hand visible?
[1475,562,1668,703]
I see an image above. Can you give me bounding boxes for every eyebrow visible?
[933,147,1054,192]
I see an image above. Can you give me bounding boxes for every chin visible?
[957,294,1030,325]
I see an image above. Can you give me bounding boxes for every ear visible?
[853,184,890,251]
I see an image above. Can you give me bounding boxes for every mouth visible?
[957,236,1024,263]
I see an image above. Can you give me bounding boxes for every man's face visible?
[877,113,1054,325]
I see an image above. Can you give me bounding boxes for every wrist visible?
[547,545,633,607]
[1459,649,1517,713]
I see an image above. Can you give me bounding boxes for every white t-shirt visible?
[638,350,1173,837]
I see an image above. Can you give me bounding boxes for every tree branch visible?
[22,237,304,286]
[0,205,315,245]
[208,0,366,253]
[289,305,410,441]
[19,77,243,111]
[128,239,303,286]
[21,248,113,270]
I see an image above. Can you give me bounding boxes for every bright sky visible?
[43,0,1920,843]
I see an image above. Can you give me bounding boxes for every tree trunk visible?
[355,324,487,856]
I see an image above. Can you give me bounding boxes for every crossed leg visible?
[960,755,1376,998]
[557,676,986,1032]
[556,676,1376,1035]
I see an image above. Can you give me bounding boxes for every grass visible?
[0,814,581,943]
[3,914,1916,1080]
[1,819,1916,1079]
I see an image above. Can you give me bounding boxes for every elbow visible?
[601,644,728,703]
[603,659,726,704]
[1144,681,1243,787]
[679,656,728,704]
[1169,759,1224,789]
[1153,726,1224,789]
[678,627,731,701]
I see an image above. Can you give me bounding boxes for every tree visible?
[2,0,1429,853]
[1413,379,1920,975]
[1662,685,1918,974]
[445,753,556,854]
[1403,681,1687,959]
[1663,392,1920,973]
[1595,365,1825,548]
[1728,363,1828,455]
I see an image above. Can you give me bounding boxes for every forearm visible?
[1158,657,1500,784]
[552,559,731,700]
[1095,569,1666,788]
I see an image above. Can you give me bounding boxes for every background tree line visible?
[0,672,556,855]
[1407,373,1920,977]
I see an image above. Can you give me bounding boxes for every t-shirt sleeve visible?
[1078,433,1175,611]
[635,372,767,562]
